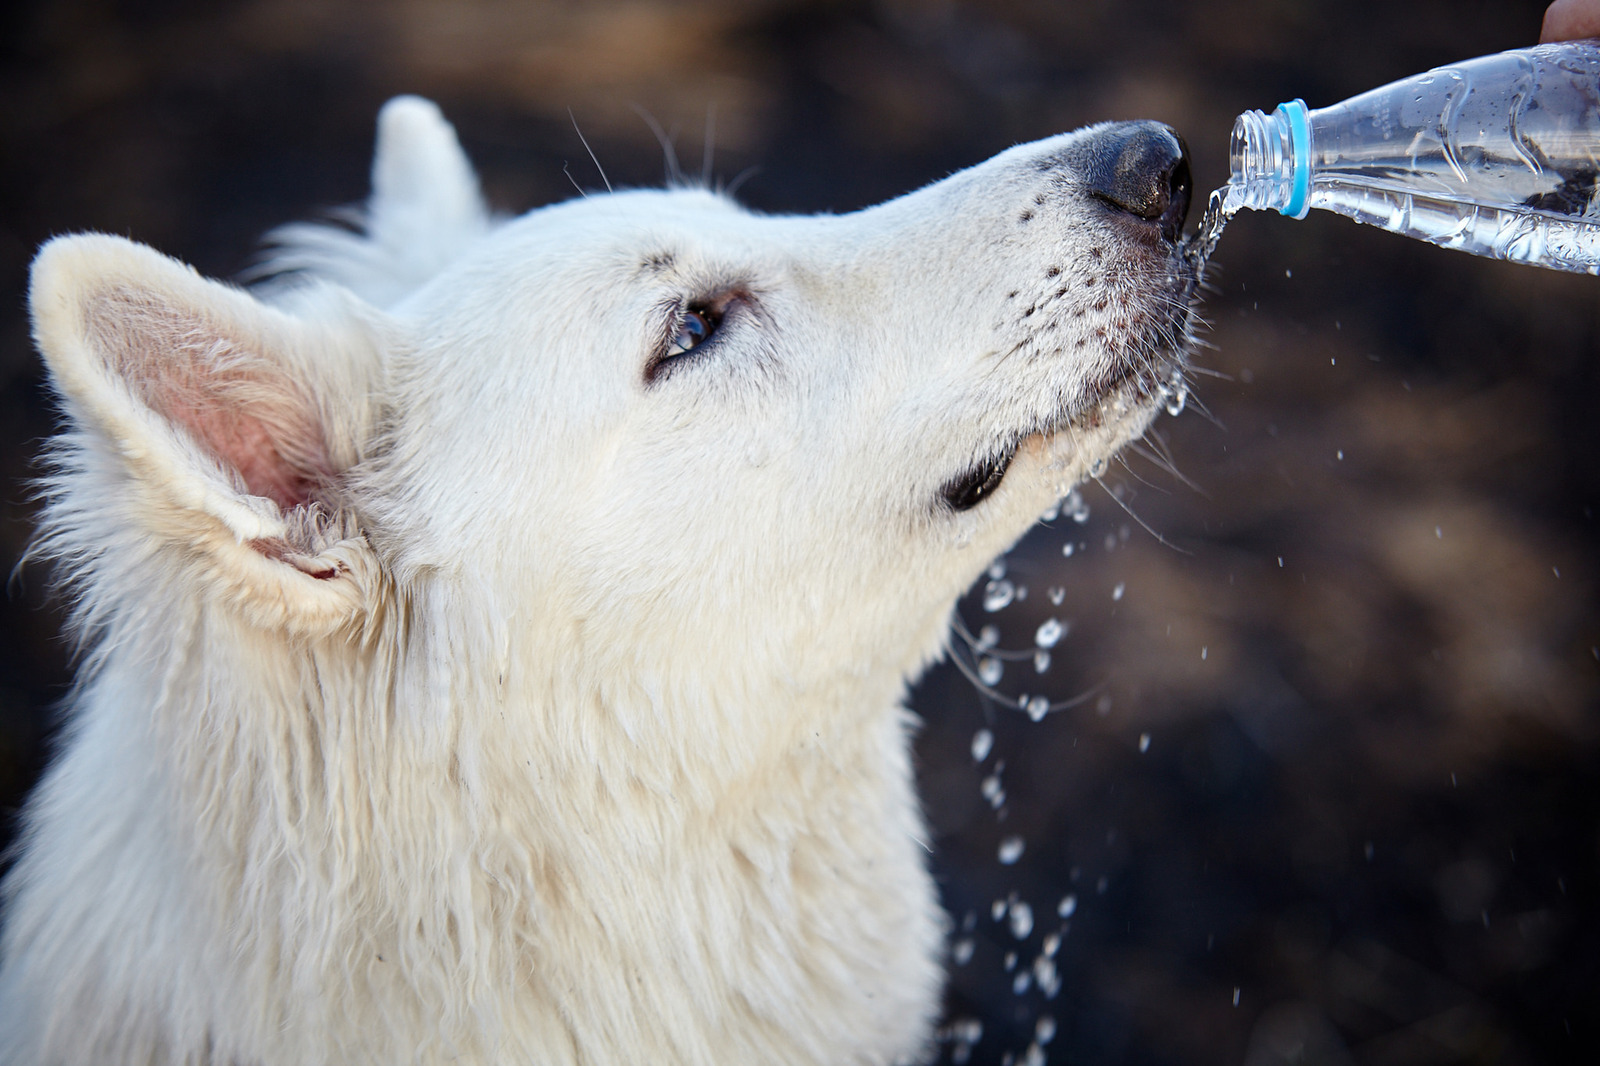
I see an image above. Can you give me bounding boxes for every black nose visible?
[1080,122,1192,244]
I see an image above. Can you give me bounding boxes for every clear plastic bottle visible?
[1222,40,1600,273]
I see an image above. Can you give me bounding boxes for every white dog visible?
[1,97,1196,1064]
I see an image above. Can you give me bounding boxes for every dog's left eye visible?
[667,308,717,357]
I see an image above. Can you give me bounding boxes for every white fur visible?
[1,98,1196,1064]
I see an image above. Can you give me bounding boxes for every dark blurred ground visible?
[1,1,1596,1063]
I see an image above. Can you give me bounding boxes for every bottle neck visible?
[1229,99,1312,218]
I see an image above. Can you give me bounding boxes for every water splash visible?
[1183,184,1242,273]
[1005,894,1032,933]
[981,772,1005,809]
[983,579,1017,612]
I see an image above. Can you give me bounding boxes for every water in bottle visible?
[1190,40,1600,274]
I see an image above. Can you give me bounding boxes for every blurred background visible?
[1,1,1596,1062]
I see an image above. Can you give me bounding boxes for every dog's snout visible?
[1081,122,1192,244]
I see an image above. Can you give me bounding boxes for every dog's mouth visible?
[944,242,1201,511]
[1055,240,1201,435]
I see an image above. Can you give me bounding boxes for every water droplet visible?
[978,656,1003,686]
[1138,732,1151,753]
[1012,972,1032,995]
[1089,457,1107,477]
[981,774,1004,803]
[1201,646,1208,660]
[976,625,1000,651]
[1020,1041,1045,1066]
[1164,381,1189,417]
[1061,542,1076,557]
[1033,954,1061,999]
[1040,500,1061,522]
[1035,617,1066,648]
[1112,582,1126,601]
[998,836,1026,866]
[987,558,1007,580]
[952,937,975,965]
[1047,586,1066,605]
[1095,694,1113,716]
[1025,695,1050,722]
[971,728,994,762]
[1007,898,1033,937]
[1057,894,1078,918]
[1033,650,1051,673]
[992,899,1008,921]
[1336,449,1344,460]
[1042,932,1061,957]
[1233,987,1241,1006]
[983,579,1016,612]
[1035,1015,1057,1046]
[1003,950,1017,971]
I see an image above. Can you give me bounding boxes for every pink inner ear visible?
[88,291,332,511]
[163,395,323,510]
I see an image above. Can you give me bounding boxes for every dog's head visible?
[30,97,1196,707]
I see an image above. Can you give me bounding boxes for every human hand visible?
[1541,0,1600,41]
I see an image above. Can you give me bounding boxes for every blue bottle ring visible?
[1278,99,1311,219]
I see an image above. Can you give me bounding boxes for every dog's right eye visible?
[646,305,722,384]
[667,308,717,358]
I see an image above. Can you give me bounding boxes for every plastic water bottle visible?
[1216,40,1600,274]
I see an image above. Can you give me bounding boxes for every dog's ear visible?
[261,95,491,307]
[30,233,388,634]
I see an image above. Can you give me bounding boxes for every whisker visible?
[947,632,1109,717]
[723,164,761,199]
[1092,472,1191,554]
[562,161,588,199]
[569,109,613,194]
[630,104,681,186]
